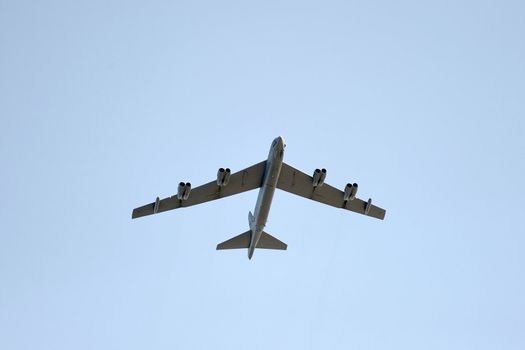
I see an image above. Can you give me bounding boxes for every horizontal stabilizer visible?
[216,230,251,250]
[257,232,287,250]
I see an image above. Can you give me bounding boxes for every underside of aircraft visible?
[132,137,386,259]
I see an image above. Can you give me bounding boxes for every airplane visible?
[132,136,386,259]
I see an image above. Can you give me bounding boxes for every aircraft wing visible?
[276,162,386,220]
[132,161,266,219]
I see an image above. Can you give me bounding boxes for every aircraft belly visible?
[253,160,282,247]
[248,138,284,257]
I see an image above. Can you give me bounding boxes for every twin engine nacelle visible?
[177,182,192,200]
[343,183,359,201]
[217,168,231,187]
[312,168,327,187]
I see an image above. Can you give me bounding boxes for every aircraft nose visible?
[277,136,286,148]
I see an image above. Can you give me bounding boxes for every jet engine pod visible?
[177,182,186,200]
[312,169,321,186]
[343,183,353,201]
[351,183,358,200]
[217,168,225,186]
[343,183,358,201]
[177,182,192,200]
[183,182,191,200]
[223,168,231,186]
[312,168,327,187]
[320,168,327,184]
[217,167,231,187]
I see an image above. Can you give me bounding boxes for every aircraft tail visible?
[257,232,287,250]
[216,230,287,250]
[216,230,251,250]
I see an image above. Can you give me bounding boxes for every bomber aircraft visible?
[132,137,386,259]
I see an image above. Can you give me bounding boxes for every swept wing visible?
[132,161,266,219]
[276,163,386,220]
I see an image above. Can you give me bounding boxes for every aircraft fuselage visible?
[248,136,285,259]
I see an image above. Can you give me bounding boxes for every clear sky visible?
[1,1,524,349]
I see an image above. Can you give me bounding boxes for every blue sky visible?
[1,1,524,349]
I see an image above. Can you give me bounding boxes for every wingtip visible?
[131,208,146,219]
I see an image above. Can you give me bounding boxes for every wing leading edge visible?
[132,161,266,219]
[276,162,386,220]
